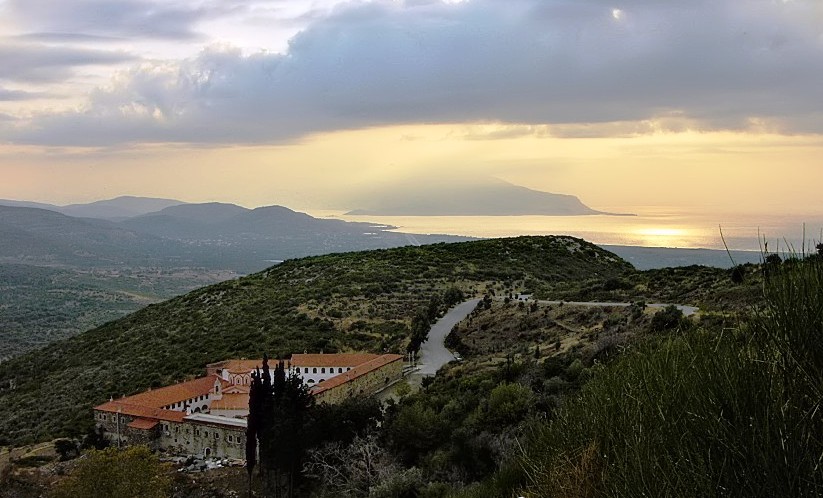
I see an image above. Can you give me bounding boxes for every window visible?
[338,368,343,373]
[347,367,351,371]
[321,368,325,374]
[227,435,233,443]
[204,431,209,438]
[195,429,200,436]
[313,367,317,373]
[214,433,219,440]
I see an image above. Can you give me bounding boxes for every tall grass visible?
[510,256,823,497]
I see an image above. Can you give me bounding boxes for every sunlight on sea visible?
[310,206,823,252]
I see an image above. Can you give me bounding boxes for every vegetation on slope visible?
[458,255,823,497]
[0,264,234,360]
[0,236,632,446]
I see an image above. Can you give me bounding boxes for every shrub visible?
[515,257,823,497]
[649,304,684,332]
[51,446,170,498]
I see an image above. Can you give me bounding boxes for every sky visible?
[1,0,822,216]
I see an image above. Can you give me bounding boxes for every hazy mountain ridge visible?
[347,178,632,216]
[0,203,471,359]
[0,203,469,272]
[0,196,187,221]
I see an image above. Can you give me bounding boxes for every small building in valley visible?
[93,352,404,460]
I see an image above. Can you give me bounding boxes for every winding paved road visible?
[413,297,697,380]
[417,298,481,376]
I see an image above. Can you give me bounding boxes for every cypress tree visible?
[247,354,314,498]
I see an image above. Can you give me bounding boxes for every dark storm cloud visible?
[8,0,823,146]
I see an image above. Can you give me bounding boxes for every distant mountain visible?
[121,202,395,240]
[0,199,59,211]
[0,202,472,360]
[59,196,186,220]
[347,178,632,216]
[0,205,197,267]
[0,203,470,273]
[120,203,467,270]
[0,196,188,221]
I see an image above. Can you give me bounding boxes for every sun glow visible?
[637,228,687,237]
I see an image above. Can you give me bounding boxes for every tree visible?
[443,287,465,308]
[54,438,79,461]
[730,265,746,284]
[304,434,398,497]
[52,446,170,498]
[383,401,446,466]
[650,305,685,332]
[247,355,315,498]
[482,382,534,428]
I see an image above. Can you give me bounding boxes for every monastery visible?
[93,353,404,460]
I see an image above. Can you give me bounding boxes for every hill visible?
[0,204,473,359]
[0,204,471,273]
[0,264,234,362]
[0,236,633,445]
[0,205,187,267]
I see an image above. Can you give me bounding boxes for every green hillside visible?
[0,236,633,445]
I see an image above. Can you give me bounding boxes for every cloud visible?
[0,43,137,83]
[3,0,222,41]
[7,0,823,146]
[0,88,47,101]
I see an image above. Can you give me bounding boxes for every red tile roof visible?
[94,401,187,423]
[95,375,221,411]
[127,418,160,430]
[210,393,250,411]
[223,385,249,395]
[291,353,382,368]
[312,354,403,395]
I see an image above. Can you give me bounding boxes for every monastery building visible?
[94,353,403,459]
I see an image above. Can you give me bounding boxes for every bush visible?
[482,383,534,428]
[51,446,170,498]
[649,304,685,332]
[515,257,823,497]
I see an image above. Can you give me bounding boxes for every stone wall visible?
[157,421,246,459]
[314,358,403,404]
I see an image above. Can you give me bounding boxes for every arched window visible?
[313,368,317,374]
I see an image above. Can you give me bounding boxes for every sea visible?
[311,206,823,268]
